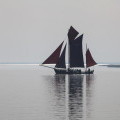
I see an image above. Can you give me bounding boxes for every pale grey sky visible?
[0,0,120,63]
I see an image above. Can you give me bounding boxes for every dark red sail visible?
[86,49,97,67]
[42,41,64,64]
[68,26,79,44]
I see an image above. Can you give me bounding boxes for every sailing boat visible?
[41,26,97,74]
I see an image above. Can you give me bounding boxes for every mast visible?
[86,44,87,71]
[68,37,70,69]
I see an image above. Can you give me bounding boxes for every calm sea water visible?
[0,64,120,120]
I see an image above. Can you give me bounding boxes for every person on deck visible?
[88,68,90,74]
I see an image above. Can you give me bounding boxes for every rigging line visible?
[39,64,55,69]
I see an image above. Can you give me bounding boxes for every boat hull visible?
[54,68,94,74]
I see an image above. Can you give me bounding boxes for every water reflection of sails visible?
[68,75,84,120]
[48,74,95,120]
[52,74,84,120]
[86,74,95,119]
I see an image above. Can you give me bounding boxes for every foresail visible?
[55,44,66,68]
[86,49,97,67]
[68,26,79,44]
[70,34,84,68]
[42,41,64,64]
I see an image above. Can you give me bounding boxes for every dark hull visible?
[54,69,94,74]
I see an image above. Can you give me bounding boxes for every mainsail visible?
[42,41,64,64]
[70,34,84,67]
[86,49,97,67]
[68,26,79,44]
[55,44,67,68]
